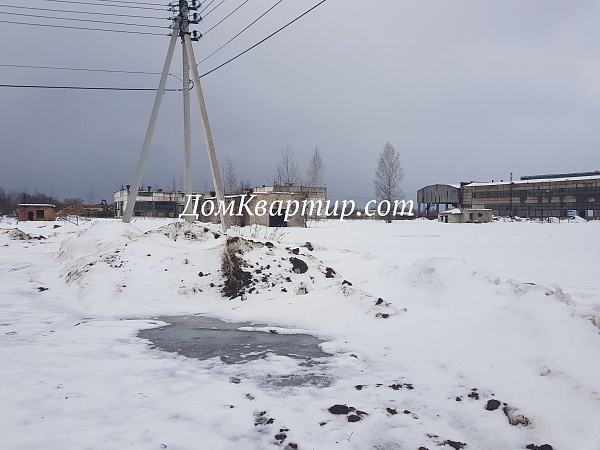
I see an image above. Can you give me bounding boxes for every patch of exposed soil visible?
[221,237,264,298]
[6,229,45,240]
[289,257,308,274]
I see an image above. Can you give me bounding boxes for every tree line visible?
[223,142,405,223]
[223,145,325,195]
[1,143,405,221]
[0,187,83,216]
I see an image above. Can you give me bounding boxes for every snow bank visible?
[1,218,599,449]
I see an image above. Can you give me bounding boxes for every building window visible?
[36,209,45,219]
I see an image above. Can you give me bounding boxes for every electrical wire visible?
[0,63,187,86]
[0,10,168,28]
[198,0,216,14]
[202,0,248,36]
[198,0,284,64]
[38,0,167,12]
[0,4,166,21]
[1,1,329,81]
[200,0,328,78]
[202,0,226,18]
[0,62,161,75]
[92,0,166,6]
[327,191,417,200]
[0,84,181,91]
[0,18,167,35]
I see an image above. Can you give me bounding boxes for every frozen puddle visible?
[139,315,331,366]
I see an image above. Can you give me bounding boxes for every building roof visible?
[439,208,462,215]
[464,174,600,187]
[18,204,56,207]
[521,170,600,180]
[417,183,461,191]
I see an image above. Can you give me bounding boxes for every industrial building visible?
[17,204,57,221]
[437,208,493,224]
[416,184,460,217]
[418,171,600,220]
[114,185,327,226]
[114,186,192,219]
[199,185,328,227]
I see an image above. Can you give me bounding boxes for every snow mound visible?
[5,228,45,240]
[398,256,600,331]
[57,220,141,261]
[54,221,224,313]
[2,218,600,449]
[405,256,500,291]
[150,221,221,241]
[220,236,402,319]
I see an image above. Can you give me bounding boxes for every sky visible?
[1,0,600,206]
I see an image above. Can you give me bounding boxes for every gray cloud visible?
[1,0,599,205]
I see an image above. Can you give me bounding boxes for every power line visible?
[92,0,165,6]
[200,0,328,78]
[198,0,216,14]
[203,0,248,36]
[199,0,284,64]
[327,191,417,200]
[0,4,166,21]
[0,62,161,75]
[0,10,168,28]
[202,0,226,18]
[0,84,182,91]
[1,1,329,79]
[0,18,167,35]
[38,0,166,12]
[0,63,187,84]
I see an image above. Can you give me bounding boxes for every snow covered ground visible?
[1,217,599,450]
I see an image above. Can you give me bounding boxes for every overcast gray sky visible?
[1,0,600,205]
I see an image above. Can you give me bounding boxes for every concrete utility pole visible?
[122,21,179,224]
[181,2,193,223]
[509,172,514,219]
[123,0,229,232]
[183,33,230,231]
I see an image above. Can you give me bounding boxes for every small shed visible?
[438,208,492,223]
[438,208,464,223]
[464,208,492,223]
[17,204,57,222]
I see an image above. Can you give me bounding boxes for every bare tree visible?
[306,146,325,186]
[274,145,300,186]
[224,157,238,194]
[239,179,252,193]
[374,142,404,222]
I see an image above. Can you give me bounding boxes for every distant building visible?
[114,184,327,226]
[114,186,193,219]
[200,185,328,227]
[419,171,600,220]
[462,173,600,219]
[416,184,460,218]
[17,204,56,222]
[438,208,492,224]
